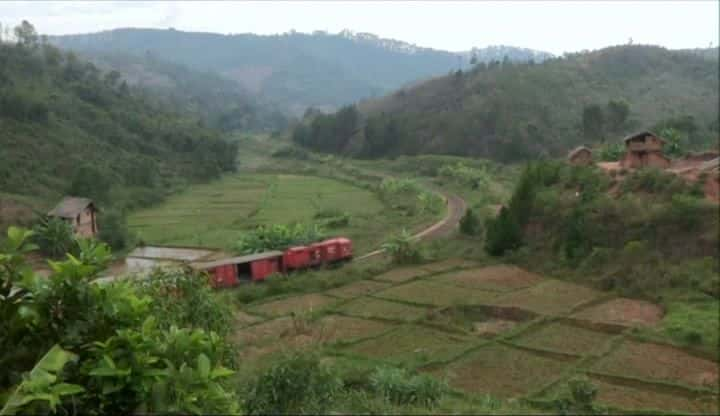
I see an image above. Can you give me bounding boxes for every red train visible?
[191,237,352,288]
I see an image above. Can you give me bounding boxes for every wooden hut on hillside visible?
[567,146,593,166]
[620,131,670,169]
[47,197,98,238]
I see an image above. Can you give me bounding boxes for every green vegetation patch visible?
[248,293,339,318]
[509,322,612,357]
[128,173,393,253]
[336,296,431,322]
[374,280,500,307]
[430,265,544,292]
[373,266,433,283]
[346,325,478,367]
[571,297,664,328]
[653,299,720,353]
[590,340,719,389]
[491,279,603,315]
[325,280,392,299]
[420,259,481,273]
[433,344,576,398]
[545,375,719,414]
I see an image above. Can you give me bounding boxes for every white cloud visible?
[0,1,717,54]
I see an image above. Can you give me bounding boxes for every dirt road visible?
[356,188,467,260]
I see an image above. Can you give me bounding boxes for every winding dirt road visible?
[356,188,467,260]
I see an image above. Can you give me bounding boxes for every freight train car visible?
[191,237,353,288]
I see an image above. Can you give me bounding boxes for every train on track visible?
[190,237,353,288]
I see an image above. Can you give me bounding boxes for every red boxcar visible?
[283,246,311,271]
[191,251,283,288]
[250,256,281,281]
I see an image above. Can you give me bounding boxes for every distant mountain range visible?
[51,28,553,115]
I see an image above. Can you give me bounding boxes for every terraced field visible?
[127,173,432,253]
[233,260,720,414]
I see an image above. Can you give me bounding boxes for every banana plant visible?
[0,344,84,415]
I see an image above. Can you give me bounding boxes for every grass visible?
[128,173,404,253]
[335,296,431,322]
[431,344,577,398]
[374,280,500,307]
[345,325,479,368]
[248,293,339,317]
[508,322,613,357]
[491,279,604,316]
[588,339,720,389]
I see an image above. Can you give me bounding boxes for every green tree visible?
[13,20,38,47]
[67,165,112,203]
[484,206,521,256]
[582,104,605,143]
[660,127,686,157]
[605,99,630,133]
[459,208,482,236]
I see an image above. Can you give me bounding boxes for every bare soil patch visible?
[325,280,391,299]
[433,344,575,398]
[510,322,612,356]
[571,298,664,327]
[307,315,393,344]
[425,305,537,338]
[336,296,430,322]
[591,340,719,388]
[373,266,432,283]
[491,279,602,315]
[234,317,294,346]
[234,310,265,328]
[420,259,480,273]
[347,325,477,367]
[374,280,499,307]
[249,293,338,317]
[431,265,544,292]
[588,375,719,414]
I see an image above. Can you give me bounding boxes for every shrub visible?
[369,367,447,407]
[459,208,482,236]
[135,268,233,338]
[484,206,521,256]
[32,216,77,258]
[233,223,325,254]
[97,210,131,250]
[243,352,342,415]
[382,229,423,265]
[552,375,601,415]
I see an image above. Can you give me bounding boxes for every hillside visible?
[293,45,719,161]
[76,50,288,132]
[52,28,552,114]
[0,24,237,221]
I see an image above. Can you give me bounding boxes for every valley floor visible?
[230,260,719,414]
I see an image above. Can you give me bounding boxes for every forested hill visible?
[0,23,237,208]
[292,45,719,161]
[77,50,289,132]
[52,28,552,115]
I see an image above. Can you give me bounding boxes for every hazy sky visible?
[1,1,717,54]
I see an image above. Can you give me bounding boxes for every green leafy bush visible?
[369,367,447,407]
[459,208,482,236]
[244,352,342,415]
[32,217,77,259]
[234,223,326,254]
[552,376,601,415]
[97,210,131,250]
[382,229,423,265]
[135,268,233,337]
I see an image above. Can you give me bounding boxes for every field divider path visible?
[356,187,467,261]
